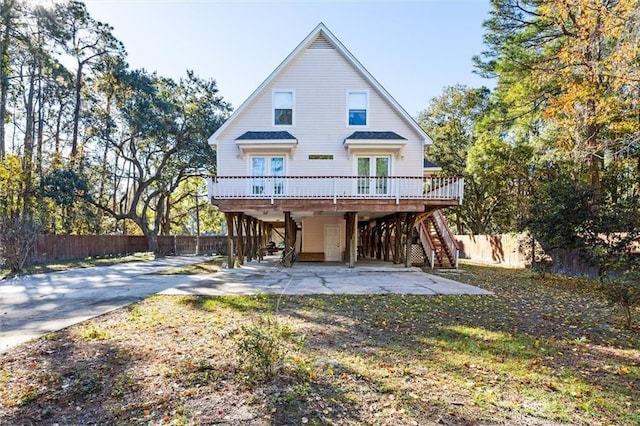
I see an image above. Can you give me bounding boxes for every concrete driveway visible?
[0,256,210,353]
[1,256,490,353]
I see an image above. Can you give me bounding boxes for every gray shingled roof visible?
[423,158,440,168]
[345,131,407,140]
[236,131,297,140]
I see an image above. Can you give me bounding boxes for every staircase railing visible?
[432,210,460,268]
[419,221,436,269]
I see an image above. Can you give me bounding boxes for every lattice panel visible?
[411,244,426,265]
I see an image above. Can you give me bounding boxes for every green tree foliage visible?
[0,1,230,254]
[0,154,26,218]
[85,70,229,252]
[167,177,224,236]
[475,0,640,194]
[41,168,91,234]
[415,2,640,316]
[418,85,533,234]
[525,165,595,255]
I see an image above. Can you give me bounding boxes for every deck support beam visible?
[224,212,236,268]
[283,211,293,267]
[236,213,245,266]
[344,212,357,268]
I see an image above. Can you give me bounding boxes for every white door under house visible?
[251,156,284,196]
[324,224,341,261]
[357,156,390,196]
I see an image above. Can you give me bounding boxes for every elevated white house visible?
[208,23,463,268]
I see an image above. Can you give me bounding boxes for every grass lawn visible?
[1,264,638,425]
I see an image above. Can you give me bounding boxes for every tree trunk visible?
[36,68,44,182]
[585,99,601,202]
[0,0,13,161]
[161,192,171,235]
[22,66,36,216]
[96,93,113,233]
[53,95,64,168]
[70,62,83,164]
[146,231,159,254]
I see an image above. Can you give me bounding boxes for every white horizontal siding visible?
[301,216,344,254]
[216,46,423,177]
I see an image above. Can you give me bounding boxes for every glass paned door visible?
[271,157,284,195]
[252,158,266,195]
[357,158,370,194]
[357,156,390,196]
[375,157,389,194]
[252,156,285,196]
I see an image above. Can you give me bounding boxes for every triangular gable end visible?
[209,23,432,146]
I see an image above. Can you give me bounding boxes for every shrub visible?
[0,215,42,272]
[234,315,305,384]
[601,272,640,330]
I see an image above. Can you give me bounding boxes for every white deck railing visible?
[209,176,464,204]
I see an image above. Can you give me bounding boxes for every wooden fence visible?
[455,234,604,277]
[30,235,228,263]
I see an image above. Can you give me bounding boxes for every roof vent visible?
[308,33,334,49]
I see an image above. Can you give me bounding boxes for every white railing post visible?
[269,177,274,204]
[333,177,337,204]
[395,178,400,204]
[208,176,215,200]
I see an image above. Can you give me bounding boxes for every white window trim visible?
[272,89,295,127]
[353,155,393,196]
[248,155,287,175]
[353,154,392,176]
[249,155,287,196]
[346,90,369,127]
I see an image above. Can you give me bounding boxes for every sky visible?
[83,0,494,117]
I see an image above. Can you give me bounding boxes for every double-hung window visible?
[274,91,293,126]
[348,92,367,126]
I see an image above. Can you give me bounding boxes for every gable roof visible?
[209,23,432,146]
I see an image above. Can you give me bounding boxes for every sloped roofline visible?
[209,23,432,146]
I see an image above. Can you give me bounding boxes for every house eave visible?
[343,139,407,156]
[423,166,443,176]
[235,139,298,157]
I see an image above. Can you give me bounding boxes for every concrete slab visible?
[162,259,493,297]
[1,256,491,354]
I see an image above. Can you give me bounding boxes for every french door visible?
[252,156,284,195]
[357,156,390,195]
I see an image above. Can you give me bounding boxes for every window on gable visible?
[348,92,367,126]
[274,91,293,126]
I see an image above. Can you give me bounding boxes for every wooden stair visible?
[417,211,458,269]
